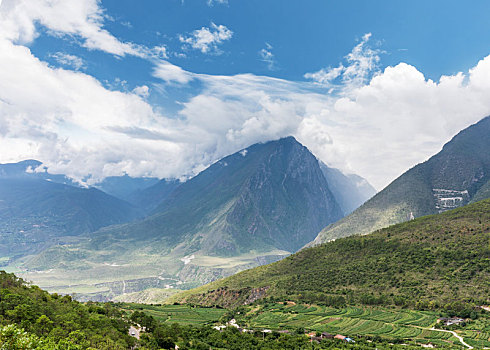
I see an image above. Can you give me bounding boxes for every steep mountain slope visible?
[311,116,490,245]
[0,178,141,259]
[320,163,376,215]
[172,199,490,309]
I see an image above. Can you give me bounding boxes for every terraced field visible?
[118,303,490,348]
[121,303,226,325]
[240,304,490,348]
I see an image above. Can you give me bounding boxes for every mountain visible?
[171,198,490,309]
[93,174,160,201]
[0,159,78,186]
[311,116,490,245]
[0,178,141,260]
[319,162,376,215]
[18,137,348,299]
[96,136,343,256]
[125,178,181,213]
[0,159,179,212]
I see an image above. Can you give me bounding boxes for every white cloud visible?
[259,43,276,70]
[132,85,150,98]
[152,61,194,84]
[179,23,233,54]
[152,45,168,59]
[0,0,146,57]
[207,0,228,6]
[50,52,85,70]
[305,33,381,92]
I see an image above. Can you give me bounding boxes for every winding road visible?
[429,327,473,349]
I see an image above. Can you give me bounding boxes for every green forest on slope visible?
[173,199,490,310]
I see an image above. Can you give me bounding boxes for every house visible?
[334,334,346,340]
[345,337,355,343]
[437,317,465,326]
[278,330,291,334]
[321,332,334,339]
[310,336,322,343]
[307,331,317,338]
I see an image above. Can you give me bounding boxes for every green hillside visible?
[172,199,490,309]
[312,116,490,245]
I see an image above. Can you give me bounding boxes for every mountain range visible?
[3,116,489,302]
[9,137,374,299]
[0,162,143,260]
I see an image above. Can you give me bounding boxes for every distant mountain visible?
[93,175,160,201]
[0,159,78,186]
[0,159,177,212]
[319,162,376,215]
[0,178,141,259]
[171,198,490,309]
[125,178,181,213]
[310,116,490,245]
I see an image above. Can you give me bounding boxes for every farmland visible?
[120,303,226,326]
[117,302,490,348]
[236,303,490,348]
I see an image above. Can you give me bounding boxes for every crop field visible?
[121,303,226,326]
[239,304,490,348]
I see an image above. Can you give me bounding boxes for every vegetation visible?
[172,199,490,311]
[0,270,136,349]
[120,303,226,325]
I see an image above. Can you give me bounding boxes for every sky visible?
[1,0,490,190]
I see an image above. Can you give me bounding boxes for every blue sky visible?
[1,0,490,189]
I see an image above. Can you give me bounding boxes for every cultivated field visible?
[121,303,226,326]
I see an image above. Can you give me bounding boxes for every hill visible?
[311,116,490,245]
[171,199,490,309]
[0,271,438,350]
